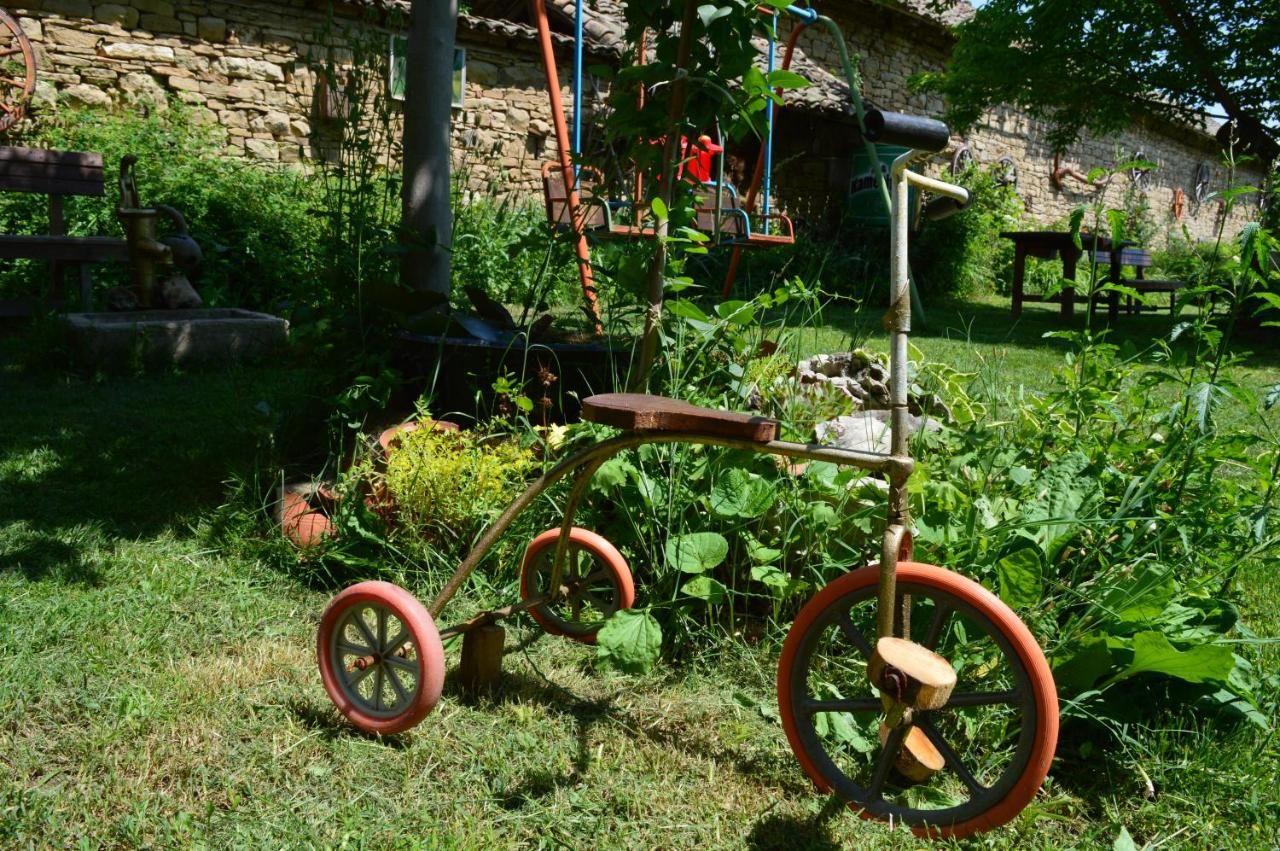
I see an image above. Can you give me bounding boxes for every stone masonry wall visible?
[7,0,1266,245]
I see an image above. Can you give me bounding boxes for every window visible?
[389,35,465,108]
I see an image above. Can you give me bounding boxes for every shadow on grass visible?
[746,797,847,850]
[0,532,101,585]
[0,329,326,554]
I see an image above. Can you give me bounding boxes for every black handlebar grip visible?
[923,194,971,222]
[863,110,951,153]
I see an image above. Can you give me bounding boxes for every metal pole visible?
[529,0,602,332]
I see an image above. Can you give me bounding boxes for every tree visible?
[918,0,1279,160]
[401,0,457,295]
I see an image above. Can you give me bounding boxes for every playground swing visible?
[531,0,805,316]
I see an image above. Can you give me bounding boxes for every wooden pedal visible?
[878,724,945,783]
[868,636,957,711]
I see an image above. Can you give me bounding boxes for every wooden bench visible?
[0,146,129,315]
[1089,247,1186,317]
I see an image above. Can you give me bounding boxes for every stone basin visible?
[64,308,288,370]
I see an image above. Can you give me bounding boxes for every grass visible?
[1,307,1277,849]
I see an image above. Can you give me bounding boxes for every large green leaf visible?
[1092,562,1175,627]
[1051,634,1113,693]
[664,532,729,573]
[709,468,776,518]
[995,547,1043,608]
[1018,451,1097,559]
[1114,631,1235,686]
[682,575,728,604]
[596,609,663,675]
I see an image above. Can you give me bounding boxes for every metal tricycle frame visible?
[317,138,1060,840]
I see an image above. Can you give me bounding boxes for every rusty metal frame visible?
[430,431,909,628]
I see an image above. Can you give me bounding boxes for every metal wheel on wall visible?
[0,8,35,133]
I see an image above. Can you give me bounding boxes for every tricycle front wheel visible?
[520,527,634,643]
[317,581,445,735]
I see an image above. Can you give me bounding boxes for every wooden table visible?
[1001,230,1128,319]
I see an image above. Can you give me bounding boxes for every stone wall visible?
[7,0,1266,245]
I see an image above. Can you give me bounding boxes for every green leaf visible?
[715,300,757,325]
[995,547,1043,608]
[1094,562,1175,626]
[665,532,729,573]
[696,3,733,27]
[596,609,663,675]
[1261,383,1280,410]
[743,534,782,564]
[651,196,669,221]
[1113,826,1138,851]
[1051,635,1113,693]
[764,69,810,90]
[1114,631,1235,686]
[709,468,777,518]
[682,575,728,604]
[667,299,709,322]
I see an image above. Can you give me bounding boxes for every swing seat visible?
[582,393,780,442]
[541,162,659,239]
[695,184,796,248]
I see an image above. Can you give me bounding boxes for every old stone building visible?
[5,0,1265,244]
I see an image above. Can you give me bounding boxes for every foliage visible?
[0,104,324,312]
[914,163,1026,297]
[917,0,1280,155]
[382,427,535,552]
[450,188,582,318]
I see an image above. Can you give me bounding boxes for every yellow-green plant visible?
[383,428,534,550]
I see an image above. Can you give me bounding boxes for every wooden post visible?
[459,623,505,697]
[1011,245,1026,319]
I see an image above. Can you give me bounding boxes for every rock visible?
[102,42,176,63]
[95,5,140,27]
[244,138,279,160]
[61,84,112,107]
[815,410,941,455]
[198,16,228,42]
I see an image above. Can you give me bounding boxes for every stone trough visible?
[64,308,288,370]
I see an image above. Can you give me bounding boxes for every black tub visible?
[395,332,632,423]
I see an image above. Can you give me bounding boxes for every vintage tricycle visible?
[315,111,1059,839]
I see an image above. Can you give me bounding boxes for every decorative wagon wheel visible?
[1128,150,1151,191]
[993,156,1018,190]
[0,8,35,133]
[949,145,974,176]
[1193,161,1212,204]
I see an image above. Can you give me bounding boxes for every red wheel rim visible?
[520,527,635,643]
[317,581,445,735]
[777,562,1058,838]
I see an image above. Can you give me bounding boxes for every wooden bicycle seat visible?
[581,393,779,442]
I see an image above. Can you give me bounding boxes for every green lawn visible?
[1,309,1277,849]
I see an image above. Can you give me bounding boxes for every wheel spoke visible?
[347,661,375,689]
[580,568,610,585]
[0,48,24,57]
[372,666,384,712]
[383,654,418,675]
[803,697,882,714]
[867,725,906,801]
[583,591,610,612]
[838,611,875,659]
[916,718,988,795]
[0,76,24,87]
[943,689,1019,708]
[385,664,410,707]
[337,640,373,656]
[384,627,410,657]
[349,610,378,650]
[922,603,951,650]
[376,607,388,653]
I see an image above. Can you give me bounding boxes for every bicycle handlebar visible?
[863,110,951,153]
